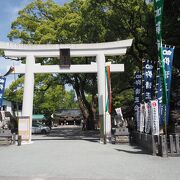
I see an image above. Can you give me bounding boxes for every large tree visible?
[6,0,179,129]
[4,74,78,116]
[6,0,155,128]
[7,0,99,129]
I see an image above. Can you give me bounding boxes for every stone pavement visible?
[0,127,180,180]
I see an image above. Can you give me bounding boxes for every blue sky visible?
[0,0,70,87]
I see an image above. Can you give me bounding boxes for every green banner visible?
[154,0,167,104]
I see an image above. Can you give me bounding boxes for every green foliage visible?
[34,84,78,114]
[163,0,180,69]
[33,74,78,114]
[5,0,180,121]
[0,50,5,57]
[113,89,134,117]
[4,76,24,103]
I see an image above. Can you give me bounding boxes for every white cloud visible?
[3,0,33,22]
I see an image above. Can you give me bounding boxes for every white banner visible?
[144,103,151,133]
[115,107,124,120]
[150,100,159,135]
[144,103,148,133]
[136,107,140,131]
[139,104,145,132]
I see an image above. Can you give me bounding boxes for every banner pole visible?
[164,105,167,135]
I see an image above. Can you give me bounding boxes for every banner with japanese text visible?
[157,46,175,125]
[143,60,154,102]
[150,100,159,135]
[154,0,167,104]
[139,103,145,132]
[163,47,174,102]
[144,102,151,133]
[156,65,164,125]
[0,77,6,107]
[163,46,174,125]
[134,72,142,131]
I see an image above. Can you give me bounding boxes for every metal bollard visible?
[18,135,22,146]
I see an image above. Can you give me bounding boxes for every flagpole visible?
[164,105,167,136]
[104,66,107,144]
[13,62,19,118]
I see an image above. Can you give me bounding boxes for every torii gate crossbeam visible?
[13,63,124,74]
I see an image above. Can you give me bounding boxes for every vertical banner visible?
[154,0,167,104]
[105,65,112,139]
[0,77,6,107]
[136,107,140,131]
[150,100,159,135]
[157,64,164,125]
[163,46,175,125]
[139,103,145,132]
[157,46,175,126]
[143,60,154,102]
[163,47,174,101]
[144,102,151,133]
[134,72,142,131]
[105,65,112,114]
[154,0,164,44]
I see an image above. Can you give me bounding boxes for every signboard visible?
[18,116,30,141]
[59,48,71,67]
[150,100,159,135]
[0,77,6,107]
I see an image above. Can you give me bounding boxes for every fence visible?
[167,134,180,156]
[131,131,180,157]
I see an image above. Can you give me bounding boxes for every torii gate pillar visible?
[22,55,35,141]
[22,55,35,116]
[96,53,110,142]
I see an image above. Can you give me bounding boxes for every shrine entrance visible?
[0,39,133,143]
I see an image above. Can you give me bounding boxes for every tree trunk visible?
[73,75,97,130]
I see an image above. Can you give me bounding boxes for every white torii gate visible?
[0,39,133,143]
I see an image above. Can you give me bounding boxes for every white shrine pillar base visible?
[22,55,35,143]
[97,53,111,143]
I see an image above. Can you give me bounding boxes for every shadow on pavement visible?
[32,126,100,142]
[115,145,151,155]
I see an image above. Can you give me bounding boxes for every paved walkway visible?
[0,127,180,180]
